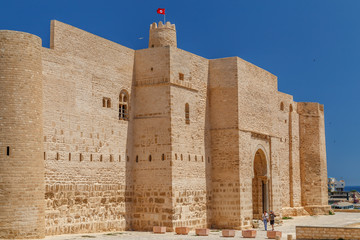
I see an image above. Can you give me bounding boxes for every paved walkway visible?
[45,212,360,240]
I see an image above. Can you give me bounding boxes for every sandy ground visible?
[44,212,360,240]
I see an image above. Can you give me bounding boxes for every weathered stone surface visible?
[196,228,210,236]
[153,226,166,234]
[267,231,282,239]
[296,226,360,240]
[222,229,236,237]
[242,230,257,238]
[175,227,190,235]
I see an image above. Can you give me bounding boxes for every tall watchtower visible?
[148,21,177,48]
[0,31,45,239]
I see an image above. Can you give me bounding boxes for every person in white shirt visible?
[262,210,269,231]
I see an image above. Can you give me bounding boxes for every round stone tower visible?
[0,31,45,238]
[149,21,177,48]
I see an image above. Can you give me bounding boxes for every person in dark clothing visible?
[269,210,276,231]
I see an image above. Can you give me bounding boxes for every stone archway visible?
[252,149,269,219]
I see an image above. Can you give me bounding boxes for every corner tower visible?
[298,102,330,215]
[0,31,45,238]
[149,21,177,48]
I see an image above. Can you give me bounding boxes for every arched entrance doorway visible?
[252,149,269,219]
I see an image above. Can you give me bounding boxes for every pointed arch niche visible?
[252,148,269,219]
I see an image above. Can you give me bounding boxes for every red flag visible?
[157,8,165,15]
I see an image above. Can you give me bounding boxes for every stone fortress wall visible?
[41,20,135,236]
[0,20,330,239]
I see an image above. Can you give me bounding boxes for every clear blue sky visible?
[1,0,359,185]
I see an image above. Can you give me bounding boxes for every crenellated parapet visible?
[149,21,177,48]
[150,21,176,30]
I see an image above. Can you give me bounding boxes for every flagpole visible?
[164,14,166,24]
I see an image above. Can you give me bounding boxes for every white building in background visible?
[328,177,345,192]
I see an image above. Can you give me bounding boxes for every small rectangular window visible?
[179,73,184,80]
[103,97,111,108]
[6,146,10,156]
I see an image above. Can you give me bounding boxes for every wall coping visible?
[296,226,360,230]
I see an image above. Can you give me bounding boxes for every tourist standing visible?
[269,210,276,231]
[262,210,269,231]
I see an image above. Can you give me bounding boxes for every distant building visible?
[328,177,345,192]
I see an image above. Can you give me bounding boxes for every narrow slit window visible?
[90,154,93,162]
[280,102,284,111]
[6,146,10,156]
[136,155,138,163]
[56,152,59,160]
[100,155,103,162]
[44,152,46,160]
[185,103,190,124]
[69,153,71,161]
[80,153,83,162]
[162,154,165,161]
[148,155,152,162]
[110,154,113,162]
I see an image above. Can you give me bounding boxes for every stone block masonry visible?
[0,30,45,239]
[0,20,329,238]
[296,226,360,240]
